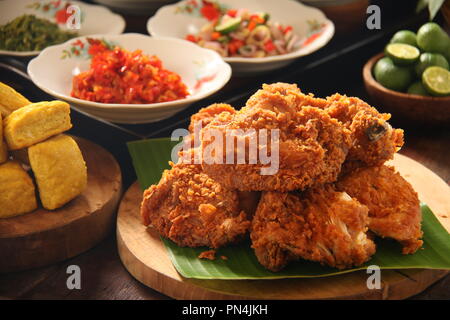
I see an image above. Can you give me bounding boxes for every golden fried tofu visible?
[0,139,8,164]
[0,161,37,218]
[29,134,87,210]
[4,100,72,150]
[0,113,8,164]
[0,82,31,117]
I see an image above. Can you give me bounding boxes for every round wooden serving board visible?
[117,154,450,300]
[0,137,122,273]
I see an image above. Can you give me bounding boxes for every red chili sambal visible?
[71,45,189,104]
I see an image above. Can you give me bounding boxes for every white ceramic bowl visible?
[147,0,334,75]
[0,0,125,57]
[28,33,232,124]
[93,0,175,15]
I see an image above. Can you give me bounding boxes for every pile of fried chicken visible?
[140,83,423,272]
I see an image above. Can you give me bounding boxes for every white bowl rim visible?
[27,33,232,110]
[147,0,335,64]
[0,0,126,57]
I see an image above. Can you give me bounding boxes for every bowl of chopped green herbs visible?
[0,0,125,57]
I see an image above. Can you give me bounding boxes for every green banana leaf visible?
[127,138,450,280]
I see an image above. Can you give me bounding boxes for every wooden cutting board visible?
[117,154,450,300]
[0,137,122,273]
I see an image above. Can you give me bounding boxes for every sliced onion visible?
[285,30,294,43]
[238,44,257,57]
[200,23,214,38]
[230,28,250,41]
[274,40,287,54]
[247,25,271,45]
[203,41,228,57]
[269,23,284,41]
[286,35,300,52]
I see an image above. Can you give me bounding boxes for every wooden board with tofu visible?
[0,82,122,272]
[0,137,122,273]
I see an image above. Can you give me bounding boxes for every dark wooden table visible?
[0,0,449,300]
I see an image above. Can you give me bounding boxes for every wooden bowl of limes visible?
[363,53,450,126]
[364,22,450,126]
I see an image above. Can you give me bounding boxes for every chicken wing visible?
[336,165,423,254]
[325,94,404,172]
[251,86,404,171]
[246,83,404,170]
[251,186,375,271]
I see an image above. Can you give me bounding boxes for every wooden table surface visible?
[1,1,449,300]
[0,127,448,300]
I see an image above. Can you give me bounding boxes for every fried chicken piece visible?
[200,83,352,191]
[325,94,404,171]
[237,191,261,218]
[245,84,404,171]
[140,162,250,248]
[188,103,236,133]
[245,82,330,109]
[256,86,404,171]
[336,165,423,254]
[182,104,261,219]
[177,103,237,165]
[251,186,376,271]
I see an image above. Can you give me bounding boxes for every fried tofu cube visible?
[0,161,37,218]
[0,139,8,164]
[0,113,8,164]
[0,82,31,117]
[4,100,72,150]
[29,134,87,210]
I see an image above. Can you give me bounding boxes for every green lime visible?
[390,30,418,47]
[407,81,430,96]
[422,66,450,96]
[215,17,241,34]
[385,43,420,65]
[415,52,449,77]
[417,22,450,54]
[444,43,450,63]
[373,57,414,92]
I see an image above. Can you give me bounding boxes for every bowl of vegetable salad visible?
[147,0,334,74]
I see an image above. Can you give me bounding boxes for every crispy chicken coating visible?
[200,83,352,191]
[140,162,251,248]
[251,186,376,271]
[237,190,261,218]
[336,165,423,254]
[188,103,236,133]
[179,103,237,165]
[187,103,259,215]
[325,94,404,171]
[140,83,415,272]
[250,85,404,171]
